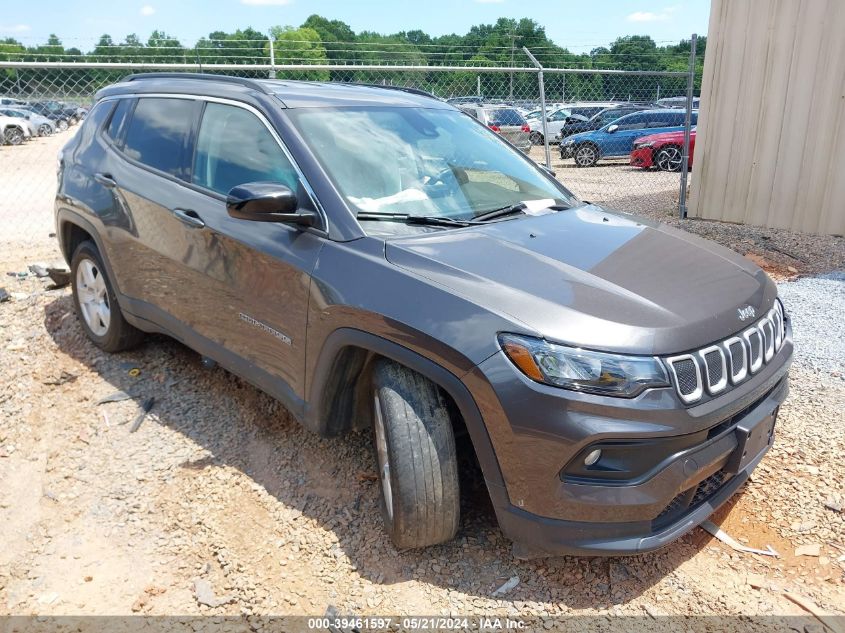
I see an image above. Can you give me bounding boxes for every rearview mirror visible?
[606,124,619,133]
[226,182,316,227]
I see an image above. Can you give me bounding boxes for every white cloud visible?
[627,7,677,22]
[0,24,31,33]
[140,5,155,15]
[240,0,292,5]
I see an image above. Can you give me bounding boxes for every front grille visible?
[728,340,744,374]
[674,358,699,396]
[666,303,786,405]
[653,469,731,529]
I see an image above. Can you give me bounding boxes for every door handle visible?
[93,172,116,188]
[172,208,205,229]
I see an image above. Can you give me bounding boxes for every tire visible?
[4,127,24,146]
[371,360,460,549]
[529,131,544,145]
[69,115,79,126]
[655,145,683,172]
[39,123,52,136]
[56,118,69,132]
[71,240,144,352]
[574,143,599,167]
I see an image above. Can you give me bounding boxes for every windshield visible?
[288,106,573,227]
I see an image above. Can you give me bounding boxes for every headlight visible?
[499,333,669,397]
[564,139,574,145]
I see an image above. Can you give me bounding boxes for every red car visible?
[630,129,696,171]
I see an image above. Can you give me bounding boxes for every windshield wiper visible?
[473,202,569,222]
[356,212,483,227]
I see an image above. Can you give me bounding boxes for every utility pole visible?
[268,32,276,79]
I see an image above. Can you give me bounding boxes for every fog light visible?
[584,449,602,466]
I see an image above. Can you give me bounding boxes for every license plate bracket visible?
[724,408,777,475]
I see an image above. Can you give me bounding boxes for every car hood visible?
[384,205,776,356]
[635,130,696,144]
[562,129,600,143]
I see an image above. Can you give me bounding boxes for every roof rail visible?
[122,72,275,95]
[350,83,438,100]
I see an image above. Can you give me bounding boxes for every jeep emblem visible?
[737,306,756,321]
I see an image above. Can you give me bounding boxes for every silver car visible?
[459,105,532,153]
[0,107,54,136]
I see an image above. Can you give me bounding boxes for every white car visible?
[0,107,44,137]
[0,114,31,145]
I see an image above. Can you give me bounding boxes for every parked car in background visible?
[28,100,79,126]
[0,107,39,138]
[21,102,71,131]
[0,97,28,107]
[561,109,698,167]
[656,96,700,109]
[1,106,56,136]
[528,103,621,145]
[459,104,531,152]
[631,128,697,171]
[0,114,31,145]
[557,105,651,140]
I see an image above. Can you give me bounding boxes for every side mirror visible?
[606,124,619,133]
[226,182,316,227]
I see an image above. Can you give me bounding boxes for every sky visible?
[0,0,711,52]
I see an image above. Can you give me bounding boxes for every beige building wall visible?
[689,0,845,236]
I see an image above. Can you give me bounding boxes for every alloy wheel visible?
[5,128,24,145]
[76,259,111,336]
[575,144,597,167]
[656,146,684,172]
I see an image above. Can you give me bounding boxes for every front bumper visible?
[630,146,653,168]
[495,374,786,557]
[560,144,574,159]
[467,327,793,557]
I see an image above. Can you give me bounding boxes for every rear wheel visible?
[71,241,144,352]
[56,118,69,132]
[371,360,460,549]
[69,115,79,126]
[4,127,24,145]
[574,143,599,167]
[529,131,544,145]
[655,145,683,171]
[38,123,52,136]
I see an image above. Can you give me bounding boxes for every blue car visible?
[560,109,698,167]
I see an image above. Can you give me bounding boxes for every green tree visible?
[268,26,329,80]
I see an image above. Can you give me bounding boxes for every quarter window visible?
[123,97,195,178]
[193,102,298,196]
[105,98,132,143]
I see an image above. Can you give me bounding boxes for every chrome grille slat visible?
[666,307,786,405]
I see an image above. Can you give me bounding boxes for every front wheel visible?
[655,145,683,171]
[56,118,69,131]
[39,123,52,136]
[4,127,24,145]
[574,143,599,167]
[371,360,460,549]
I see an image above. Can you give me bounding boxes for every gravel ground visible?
[776,272,845,375]
[1,133,843,630]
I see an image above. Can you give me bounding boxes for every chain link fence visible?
[0,55,695,261]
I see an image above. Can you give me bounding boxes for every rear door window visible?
[122,97,195,179]
[614,113,648,130]
[192,102,299,196]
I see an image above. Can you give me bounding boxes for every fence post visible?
[522,46,552,168]
[268,35,276,79]
[679,33,697,219]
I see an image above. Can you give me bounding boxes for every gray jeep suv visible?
[55,74,792,557]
